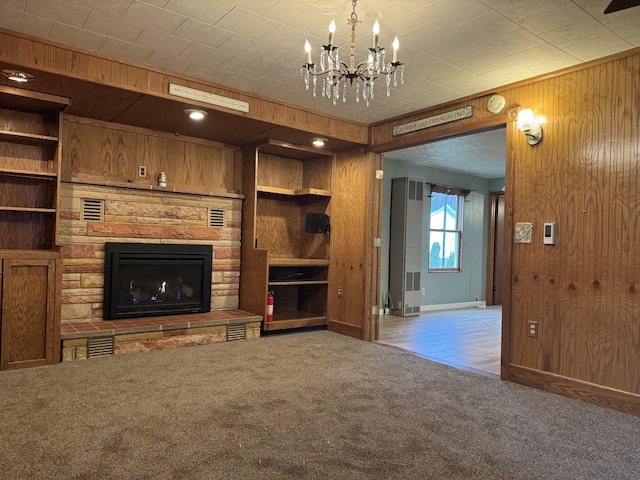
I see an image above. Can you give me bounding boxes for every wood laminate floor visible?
[377,306,502,377]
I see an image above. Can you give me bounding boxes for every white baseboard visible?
[380,301,485,315]
[420,301,485,312]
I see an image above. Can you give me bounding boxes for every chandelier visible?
[301,0,404,106]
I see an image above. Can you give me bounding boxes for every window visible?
[428,191,463,271]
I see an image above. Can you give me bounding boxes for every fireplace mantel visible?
[63,173,245,200]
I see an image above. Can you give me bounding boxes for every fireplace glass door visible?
[104,243,212,320]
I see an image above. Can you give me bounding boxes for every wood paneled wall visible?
[329,147,382,341]
[61,116,240,194]
[371,47,640,414]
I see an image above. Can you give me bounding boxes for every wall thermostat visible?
[543,223,556,245]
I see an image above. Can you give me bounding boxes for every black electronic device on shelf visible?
[305,213,330,233]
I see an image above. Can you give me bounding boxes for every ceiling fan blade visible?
[604,0,640,13]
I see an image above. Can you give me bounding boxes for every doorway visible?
[377,126,506,377]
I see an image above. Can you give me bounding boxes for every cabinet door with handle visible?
[1,257,58,370]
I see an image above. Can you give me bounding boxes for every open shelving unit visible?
[0,85,69,369]
[0,85,69,250]
[240,139,333,331]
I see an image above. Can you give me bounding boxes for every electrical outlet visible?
[337,286,342,297]
[528,321,538,338]
[138,165,147,178]
[421,287,425,295]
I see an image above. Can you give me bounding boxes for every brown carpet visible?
[1,329,638,479]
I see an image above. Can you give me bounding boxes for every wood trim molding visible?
[369,116,509,154]
[508,364,640,417]
[328,319,363,339]
[500,125,515,381]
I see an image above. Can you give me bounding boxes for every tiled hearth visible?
[61,310,262,361]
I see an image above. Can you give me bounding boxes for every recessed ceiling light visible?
[311,137,327,148]
[1,69,35,83]
[185,108,207,120]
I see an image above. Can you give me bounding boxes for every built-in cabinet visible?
[0,85,68,369]
[240,139,333,331]
[1,251,61,369]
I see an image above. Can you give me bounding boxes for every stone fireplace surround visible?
[58,180,261,360]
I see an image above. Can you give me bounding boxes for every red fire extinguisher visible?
[267,291,274,323]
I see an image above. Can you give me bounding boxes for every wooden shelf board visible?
[0,130,59,144]
[254,138,333,160]
[296,188,331,197]
[0,167,57,179]
[268,280,329,286]
[269,257,329,267]
[263,311,328,331]
[0,85,70,113]
[257,185,331,197]
[257,185,295,195]
[0,206,56,213]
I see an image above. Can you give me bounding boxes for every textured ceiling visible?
[1,0,637,179]
[1,0,638,126]
[384,127,507,178]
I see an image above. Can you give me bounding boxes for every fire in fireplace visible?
[104,243,212,320]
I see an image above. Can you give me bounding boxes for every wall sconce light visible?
[184,108,207,120]
[516,108,543,145]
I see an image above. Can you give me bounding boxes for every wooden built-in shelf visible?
[268,280,329,286]
[0,85,70,113]
[0,206,56,213]
[0,86,67,371]
[257,185,331,197]
[0,167,57,179]
[263,310,328,331]
[0,130,59,144]
[64,173,245,200]
[269,257,329,267]
[254,138,333,160]
[240,139,332,333]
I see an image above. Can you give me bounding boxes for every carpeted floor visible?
[1,330,638,479]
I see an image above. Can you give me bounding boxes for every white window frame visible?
[428,191,463,272]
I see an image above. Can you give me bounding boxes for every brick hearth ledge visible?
[61,310,262,361]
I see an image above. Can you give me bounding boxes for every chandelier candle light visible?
[301,0,404,106]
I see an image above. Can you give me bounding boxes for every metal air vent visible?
[408,180,424,201]
[210,209,225,227]
[227,324,246,341]
[405,272,420,292]
[82,199,104,221]
[88,336,115,358]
